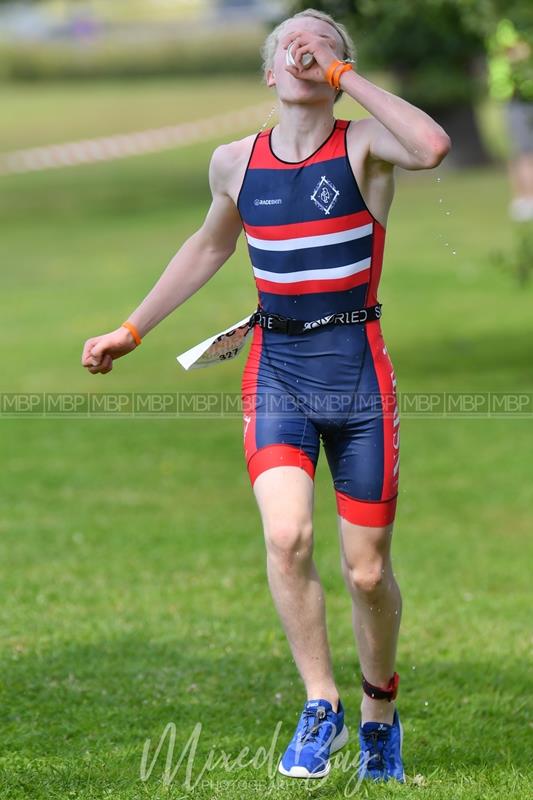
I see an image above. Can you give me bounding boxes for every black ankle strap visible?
[362,672,399,701]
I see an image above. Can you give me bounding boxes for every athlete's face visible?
[267,17,344,105]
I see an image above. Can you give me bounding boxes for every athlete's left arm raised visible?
[339,70,452,170]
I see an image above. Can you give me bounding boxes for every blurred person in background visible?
[81,7,450,785]
[488,17,533,222]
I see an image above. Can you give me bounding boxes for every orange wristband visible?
[121,321,142,346]
[325,59,353,89]
[332,62,353,89]
[325,59,344,88]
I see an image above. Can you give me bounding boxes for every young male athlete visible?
[82,9,451,783]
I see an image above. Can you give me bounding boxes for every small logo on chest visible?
[310,175,340,215]
[254,197,283,206]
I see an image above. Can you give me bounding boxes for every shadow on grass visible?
[1,637,531,779]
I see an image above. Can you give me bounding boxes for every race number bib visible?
[176,314,254,370]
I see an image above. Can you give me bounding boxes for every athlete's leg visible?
[509,153,533,198]
[253,466,340,709]
[242,324,339,705]
[321,319,402,724]
[337,517,401,724]
[505,99,533,220]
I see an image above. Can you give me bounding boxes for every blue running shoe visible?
[358,709,405,782]
[278,698,349,778]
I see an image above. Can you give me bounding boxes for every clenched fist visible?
[81,326,138,375]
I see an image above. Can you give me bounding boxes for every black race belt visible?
[248,303,382,336]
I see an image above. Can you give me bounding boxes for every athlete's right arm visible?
[81,144,243,374]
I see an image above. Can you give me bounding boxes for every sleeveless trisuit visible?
[237,118,400,526]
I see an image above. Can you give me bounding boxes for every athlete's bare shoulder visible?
[209,133,257,207]
[345,117,395,229]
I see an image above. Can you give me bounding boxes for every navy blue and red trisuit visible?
[237,118,400,527]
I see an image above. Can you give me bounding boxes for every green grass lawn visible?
[0,77,272,152]
[0,77,532,799]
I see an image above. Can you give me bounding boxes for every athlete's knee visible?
[265,519,313,572]
[343,558,390,596]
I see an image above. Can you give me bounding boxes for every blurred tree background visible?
[2,0,530,169]
[288,0,533,167]
[0,0,270,81]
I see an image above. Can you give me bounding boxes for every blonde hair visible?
[261,7,356,104]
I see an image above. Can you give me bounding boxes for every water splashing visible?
[434,172,458,256]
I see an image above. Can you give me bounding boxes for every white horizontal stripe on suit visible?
[253,256,371,284]
[246,223,373,252]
